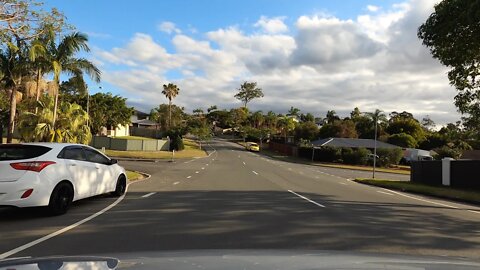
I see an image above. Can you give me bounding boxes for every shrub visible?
[170,135,184,151]
[315,146,341,162]
[387,133,417,148]
[373,148,404,167]
[342,147,370,165]
[433,146,461,159]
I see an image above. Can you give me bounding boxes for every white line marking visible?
[141,192,156,198]
[288,190,326,208]
[377,190,394,196]
[339,182,347,185]
[173,181,180,185]
[0,172,151,260]
[201,167,205,170]
[206,164,209,166]
[243,161,246,165]
[195,171,199,174]
[186,176,192,179]
[184,159,196,164]
[468,210,480,215]
[383,189,459,209]
[252,171,258,175]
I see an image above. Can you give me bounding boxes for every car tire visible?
[112,175,126,197]
[48,182,74,216]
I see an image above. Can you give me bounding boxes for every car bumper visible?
[0,174,53,208]
[250,148,259,152]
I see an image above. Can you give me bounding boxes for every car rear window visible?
[0,145,52,161]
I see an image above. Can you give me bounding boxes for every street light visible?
[372,110,382,179]
[373,118,377,179]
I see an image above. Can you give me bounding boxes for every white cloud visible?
[254,16,288,34]
[367,5,380,12]
[157,21,181,34]
[95,0,460,124]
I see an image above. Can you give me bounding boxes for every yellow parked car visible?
[246,142,260,152]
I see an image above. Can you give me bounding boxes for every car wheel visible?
[112,175,127,197]
[48,182,73,216]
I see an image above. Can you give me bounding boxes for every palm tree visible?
[44,32,101,126]
[264,111,278,130]
[0,42,31,143]
[18,96,91,144]
[250,110,264,128]
[162,83,180,129]
[364,109,386,178]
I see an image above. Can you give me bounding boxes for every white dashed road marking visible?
[142,192,156,198]
[186,176,192,179]
[377,190,394,196]
[288,190,326,208]
[173,181,180,185]
[252,171,259,175]
[195,171,199,174]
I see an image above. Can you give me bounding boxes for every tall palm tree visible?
[44,32,101,126]
[162,83,180,129]
[0,42,31,143]
[364,109,386,178]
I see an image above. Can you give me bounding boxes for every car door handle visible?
[95,167,100,170]
[69,164,77,167]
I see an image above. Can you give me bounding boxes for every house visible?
[315,118,325,129]
[131,119,160,129]
[311,137,399,149]
[130,110,149,123]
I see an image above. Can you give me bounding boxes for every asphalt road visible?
[1,139,480,260]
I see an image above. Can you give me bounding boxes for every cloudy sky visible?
[46,0,457,124]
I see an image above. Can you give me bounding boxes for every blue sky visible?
[42,0,458,124]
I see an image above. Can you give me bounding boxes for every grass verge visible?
[126,170,144,181]
[318,163,410,175]
[355,178,480,205]
[259,147,410,175]
[105,148,207,159]
[114,136,156,140]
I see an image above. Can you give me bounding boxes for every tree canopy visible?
[418,0,480,134]
[88,92,133,134]
[234,81,264,108]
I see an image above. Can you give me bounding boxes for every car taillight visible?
[10,161,56,172]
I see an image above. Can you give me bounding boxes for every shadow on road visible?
[9,190,480,259]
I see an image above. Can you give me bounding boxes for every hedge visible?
[299,146,402,167]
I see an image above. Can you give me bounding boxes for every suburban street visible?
[1,139,480,260]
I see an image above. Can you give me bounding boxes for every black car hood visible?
[1,250,480,270]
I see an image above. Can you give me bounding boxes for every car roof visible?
[8,142,88,151]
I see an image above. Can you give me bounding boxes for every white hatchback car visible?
[0,143,127,215]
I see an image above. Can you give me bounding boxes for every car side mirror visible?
[110,159,118,165]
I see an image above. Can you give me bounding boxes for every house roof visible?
[132,119,158,126]
[133,110,149,119]
[311,137,399,149]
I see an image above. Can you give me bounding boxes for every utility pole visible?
[373,115,378,179]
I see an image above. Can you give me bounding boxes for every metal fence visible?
[91,136,170,151]
[130,127,163,139]
[411,160,480,190]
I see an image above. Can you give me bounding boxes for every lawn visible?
[114,136,156,140]
[126,170,144,181]
[355,178,480,205]
[317,163,410,175]
[106,149,207,159]
[261,148,410,175]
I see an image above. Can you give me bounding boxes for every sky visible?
[44,0,457,125]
